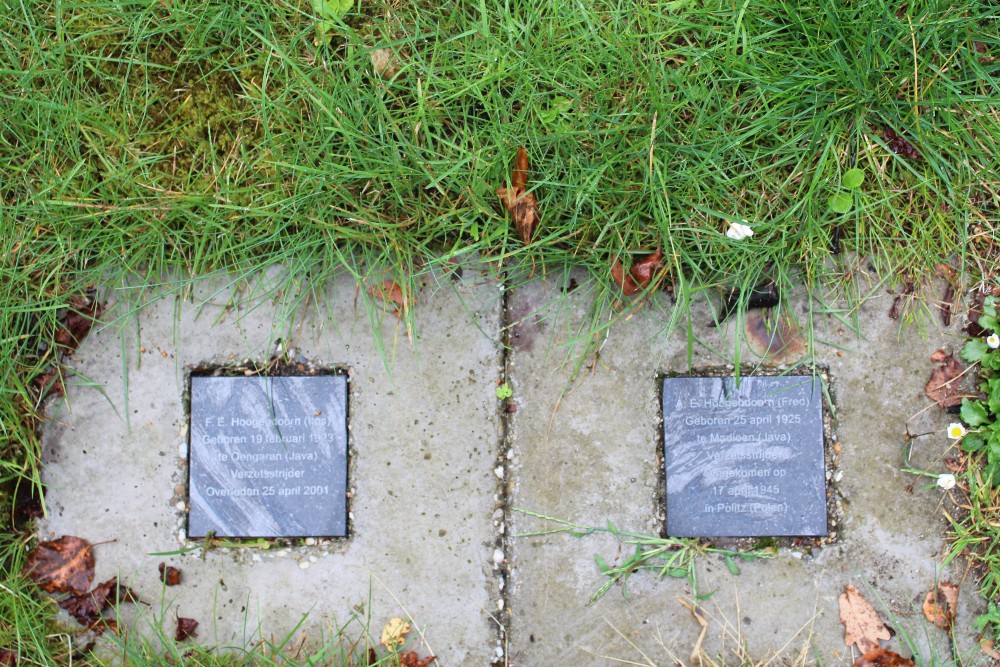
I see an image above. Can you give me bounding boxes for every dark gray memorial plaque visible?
[188,375,348,538]
[662,375,826,537]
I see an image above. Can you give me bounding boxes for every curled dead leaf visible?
[610,259,639,295]
[25,536,95,594]
[381,617,411,647]
[839,584,890,654]
[58,577,139,626]
[496,146,539,245]
[175,616,199,642]
[611,249,665,296]
[925,353,965,408]
[922,582,959,629]
[159,562,182,586]
[853,648,917,667]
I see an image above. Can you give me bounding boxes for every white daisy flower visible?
[936,474,957,490]
[947,423,967,439]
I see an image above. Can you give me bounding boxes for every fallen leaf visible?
[368,280,411,319]
[980,638,1000,661]
[158,563,182,586]
[496,146,540,245]
[0,649,17,667]
[922,582,959,629]
[32,369,64,401]
[381,617,411,647]
[54,296,102,356]
[925,354,965,408]
[853,648,917,667]
[882,127,920,160]
[840,584,891,653]
[58,577,140,626]
[398,651,436,667]
[175,617,199,642]
[629,249,665,290]
[610,258,639,295]
[25,536,95,594]
[370,48,399,78]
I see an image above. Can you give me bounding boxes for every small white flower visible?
[947,423,967,439]
[726,221,754,240]
[936,474,957,490]
[988,334,1000,349]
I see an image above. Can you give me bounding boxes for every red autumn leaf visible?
[24,536,95,594]
[610,258,639,295]
[628,249,665,290]
[176,616,199,642]
[0,649,18,667]
[58,577,140,626]
[496,146,540,245]
[922,582,959,629]
[853,649,917,667]
[54,296,102,355]
[925,352,965,408]
[398,652,437,667]
[158,562,182,586]
[368,280,412,319]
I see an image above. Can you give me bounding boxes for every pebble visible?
[497,598,504,610]
[178,442,188,459]
[177,529,186,542]
[494,466,504,479]
[305,538,317,546]
[299,561,310,570]
[175,501,186,512]
[492,548,504,565]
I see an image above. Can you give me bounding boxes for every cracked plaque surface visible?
[663,375,826,537]
[188,375,348,538]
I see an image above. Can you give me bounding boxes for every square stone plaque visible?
[188,375,348,538]
[662,375,827,537]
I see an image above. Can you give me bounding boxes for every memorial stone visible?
[662,375,826,537]
[188,375,348,538]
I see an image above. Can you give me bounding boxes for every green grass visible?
[2,0,1000,662]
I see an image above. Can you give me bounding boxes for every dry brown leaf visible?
[380,617,411,647]
[24,536,95,594]
[853,648,917,667]
[370,48,399,78]
[158,562,182,586]
[368,280,411,319]
[628,249,664,289]
[57,577,139,626]
[610,259,639,295]
[175,616,199,642]
[922,582,959,629]
[397,652,437,667]
[925,354,965,408]
[55,296,102,355]
[840,584,890,653]
[496,146,539,245]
